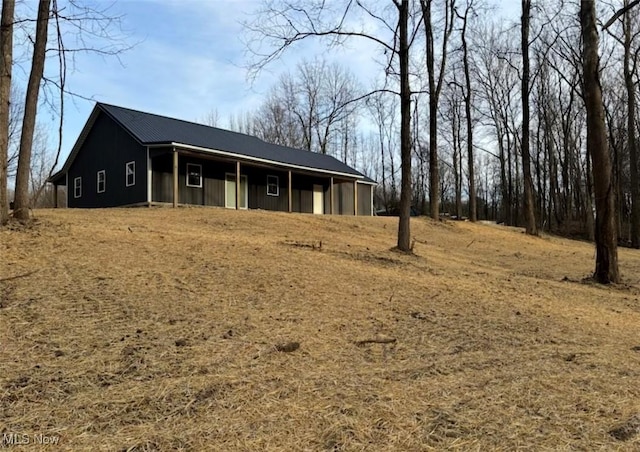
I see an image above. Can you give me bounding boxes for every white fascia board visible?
[356,180,377,186]
[148,142,365,180]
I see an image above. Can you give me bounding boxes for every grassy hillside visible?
[1,208,640,451]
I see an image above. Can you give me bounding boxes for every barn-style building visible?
[49,103,375,215]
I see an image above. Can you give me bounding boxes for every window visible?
[74,177,82,198]
[126,161,135,187]
[267,175,279,196]
[97,170,106,193]
[186,163,202,188]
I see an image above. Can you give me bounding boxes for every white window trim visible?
[126,161,135,187]
[74,177,82,198]
[186,163,203,188]
[97,170,106,193]
[266,175,279,196]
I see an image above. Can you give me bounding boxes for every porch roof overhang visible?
[154,142,377,184]
[49,170,65,185]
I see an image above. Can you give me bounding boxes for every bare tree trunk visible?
[380,127,388,212]
[0,0,15,225]
[424,0,438,220]
[452,95,462,218]
[514,136,520,226]
[422,0,454,220]
[397,0,412,251]
[580,0,620,283]
[460,3,476,221]
[536,116,545,228]
[498,136,509,223]
[428,103,438,219]
[550,147,561,229]
[623,1,640,248]
[584,145,595,241]
[13,0,51,221]
[521,0,537,235]
[545,94,562,229]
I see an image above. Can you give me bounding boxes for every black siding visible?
[151,153,233,207]
[333,180,355,215]
[291,175,330,213]
[357,183,372,216]
[67,112,146,207]
[245,167,288,211]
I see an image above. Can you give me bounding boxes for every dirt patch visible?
[610,414,640,441]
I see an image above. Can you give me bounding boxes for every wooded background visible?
[238,0,639,251]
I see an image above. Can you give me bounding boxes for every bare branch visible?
[603,0,640,30]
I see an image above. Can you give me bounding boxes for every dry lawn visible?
[1,207,640,451]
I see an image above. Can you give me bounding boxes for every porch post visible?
[172,148,178,208]
[371,184,374,216]
[146,147,152,205]
[354,180,358,216]
[288,170,292,213]
[235,161,241,210]
[330,177,334,215]
[53,183,58,208]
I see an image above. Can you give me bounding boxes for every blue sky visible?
[33,0,517,169]
[49,0,274,161]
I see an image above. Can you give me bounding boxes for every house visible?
[49,103,376,215]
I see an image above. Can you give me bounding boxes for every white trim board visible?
[153,142,365,181]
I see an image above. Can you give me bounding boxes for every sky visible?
[27,0,518,170]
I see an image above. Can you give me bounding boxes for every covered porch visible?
[148,146,373,215]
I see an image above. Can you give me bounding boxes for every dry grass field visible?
[1,207,640,451]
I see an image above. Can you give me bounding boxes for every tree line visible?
[242,0,639,283]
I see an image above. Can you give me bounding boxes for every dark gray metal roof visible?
[98,103,373,180]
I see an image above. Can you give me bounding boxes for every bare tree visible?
[6,88,24,178]
[28,127,53,206]
[420,0,455,220]
[244,0,416,251]
[0,0,15,225]
[254,59,362,159]
[200,109,220,127]
[456,0,476,221]
[13,0,51,221]
[580,0,619,283]
[604,0,640,247]
[538,5,595,239]
[253,77,303,148]
[4,0,128,221]
[314,61,361,156]
[474,23,521,226]
[293,62,318,151]
[368,92,399,212]
[620,0,640,248]
[520,0,538,235]
[397,0,412,250]
[441,80,464,218]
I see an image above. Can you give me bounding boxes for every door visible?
[313,184,324,214]
[225,174,248,209]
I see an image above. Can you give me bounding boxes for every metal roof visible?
[98,103,373,181]
[50,103,377,184]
